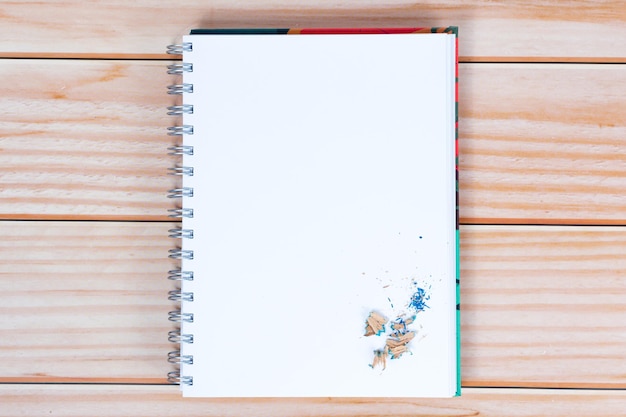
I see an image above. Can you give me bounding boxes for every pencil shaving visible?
[364,311,387,336]
[386,331,415,348]
[371,349,387,370]
[391,316,414,332]
[388,344,408,359]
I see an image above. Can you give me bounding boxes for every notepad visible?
[166,27,459,398]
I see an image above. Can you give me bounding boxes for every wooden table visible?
[1,1,625,415]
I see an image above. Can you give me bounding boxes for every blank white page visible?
[179,32,457,397]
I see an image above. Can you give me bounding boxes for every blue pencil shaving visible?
[390,315,415,333]
[366,286,429,367]
[385,315,416,359]
[408,287,430,313]
[386,330,415,359]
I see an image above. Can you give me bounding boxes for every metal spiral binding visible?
[168,351,194,365]
[167,105,194,116]
[167,125,194,136]
[167,42,195,387]
[167,63,193,75]
[168,330,194,344]
[168,290,195,302]
[167,188,194,198]
[167,208,194,218]
[167,43,193,55]
[168,311,194,323]
[168,228,194,239]
[167,371,193,385]
[168,249,194,260]
[168,269,194,281]
[168,166,194,176]
[168,145,194,156]
[167,84,193,95]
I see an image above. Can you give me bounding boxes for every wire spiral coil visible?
[167,43,195,387]
[167,105,194,116]
[168,311,194,323]
[168,269,194,281]
[168,351,194,365]
[168,330,194,344]
[168,208,194,218]
[167,125,194,136]
[168,84,194,95]
[168,228,194,239]
[168,166,194,177]
[167,63,193,75]
[167,188,194,198]
[168,146,194,156]
[167,42,192,55]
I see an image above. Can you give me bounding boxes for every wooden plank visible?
[0,385,624,417]
[0,221,176,383]
[0,1,625,60]
[1,60,625,222]
[461,225,626,388]
[0,59,177,220]
[459,63,626,224]
[0,222,624,387]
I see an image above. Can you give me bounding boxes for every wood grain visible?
[459,63,626,224]
[0,59,178,220]
[0,1,625,60]
[1,222,624,387]
[2,60,624,223]
[2,0,622,411]
[0,221,177,383]
[0,385,624,417]
[461,226,626,388]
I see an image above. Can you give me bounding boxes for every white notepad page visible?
[179,32,457,397]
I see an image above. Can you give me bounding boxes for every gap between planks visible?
[2,215,625,226]
[2,52,626,64]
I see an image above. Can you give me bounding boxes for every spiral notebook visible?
[166,27,459,398]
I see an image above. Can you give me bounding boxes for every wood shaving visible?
[390,316,414,332]
[364,311,387,336]
[371,349,387,370]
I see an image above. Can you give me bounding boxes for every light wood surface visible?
[1,385,625,417]
[460,64,626,224]
[0,60,174,220]
[460,225,626,388]
[1,0,625,60]
[1,222,624,388]
[2,61,624,223]
[1,0,625,415]
[0,222,174,383]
